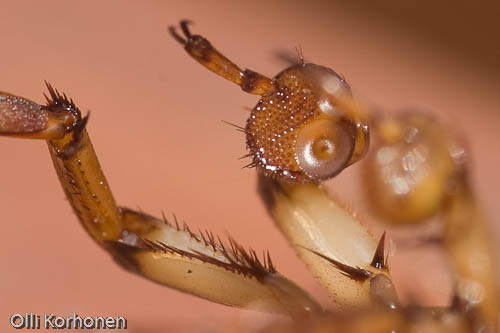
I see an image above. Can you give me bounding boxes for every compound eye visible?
[295,118,355,181]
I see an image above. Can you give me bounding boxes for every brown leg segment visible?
[44,84,122,244]
[0,84,122,245]
[170,20,275,96]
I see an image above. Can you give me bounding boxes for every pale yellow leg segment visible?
[258,176,397,309]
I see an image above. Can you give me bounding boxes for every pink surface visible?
[1,1,499,332]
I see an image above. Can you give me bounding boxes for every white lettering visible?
[70,313,83,329]
[116,316,127,329]
[53,316,66,328]
[106,317,116,329]
[95,316,105,329]
[13,312,128,329]
[10,314,24,329]
[83,316,94,328]
[44,313,55,328]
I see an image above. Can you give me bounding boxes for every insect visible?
[1,20,498,332]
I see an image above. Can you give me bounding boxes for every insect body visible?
[1,21,498,332]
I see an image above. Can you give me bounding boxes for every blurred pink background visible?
[1,1,499,332]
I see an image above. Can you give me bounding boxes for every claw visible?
[180,19,193,38]
[169,20,193,45]
[169,25,187,45]
[370,232,387,270]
